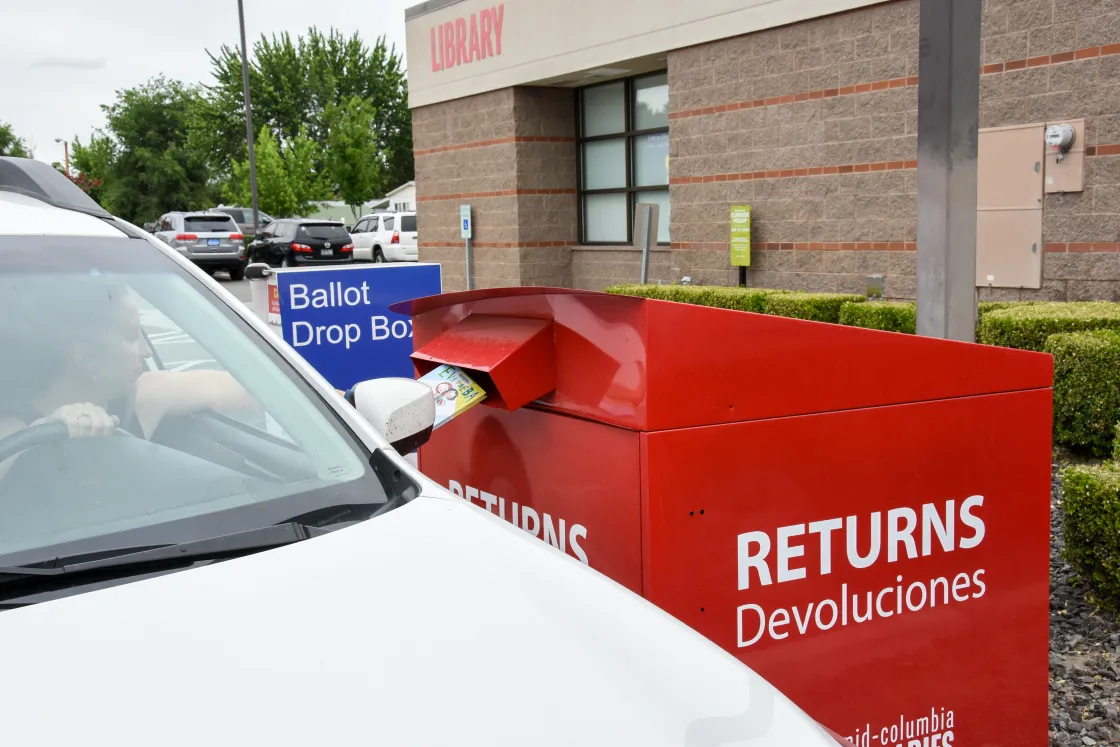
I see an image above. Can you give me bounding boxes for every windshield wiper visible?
[0,521,329,584]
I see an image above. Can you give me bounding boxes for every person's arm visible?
[134,370,260,435]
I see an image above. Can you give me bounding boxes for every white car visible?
[351,210,418,262]
[0,157,847,746]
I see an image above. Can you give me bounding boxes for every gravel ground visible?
[1050,457,1120,746]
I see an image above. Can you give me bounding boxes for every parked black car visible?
[247,219,354,267]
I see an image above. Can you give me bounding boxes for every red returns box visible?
[391,287,1052,747]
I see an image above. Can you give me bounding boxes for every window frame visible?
[576,71,670,247]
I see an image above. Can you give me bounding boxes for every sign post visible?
[634,202,659,285]
[460,204,473,291]
[730,204,751,287]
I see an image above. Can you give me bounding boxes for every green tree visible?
[327,96,381,220]
[223,126,329,217]
[70,133,115,205]
[0,121,31,158]
[99,77,216,223]
[202,27,412,194]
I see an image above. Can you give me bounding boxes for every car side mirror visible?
[346,378,435,454]
[244,263,272,281]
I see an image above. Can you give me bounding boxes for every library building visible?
[404,0,1120,300]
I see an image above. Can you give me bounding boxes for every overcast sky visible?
[1,0,413,168]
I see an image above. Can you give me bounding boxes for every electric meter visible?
[1045,123,1075,152]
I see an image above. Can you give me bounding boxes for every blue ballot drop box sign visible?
[275,263,442,391]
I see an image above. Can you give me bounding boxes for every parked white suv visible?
[0,157,848,747]
[351,211,417,263]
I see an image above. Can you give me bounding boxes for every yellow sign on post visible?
[730,205,751,267]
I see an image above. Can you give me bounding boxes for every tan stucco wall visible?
[404,0,887,108]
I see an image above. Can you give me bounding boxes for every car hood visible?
[0,495,837,746]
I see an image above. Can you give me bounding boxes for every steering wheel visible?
[0,421,136,464]
[0,422,69,463]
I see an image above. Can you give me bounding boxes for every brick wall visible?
[571,247,675,290]
[414,87,577,290]
[661,0,1120,300]
[410,0,1120,297]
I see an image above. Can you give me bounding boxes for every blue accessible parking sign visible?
[460,204,472,239]
[275,263,442,391]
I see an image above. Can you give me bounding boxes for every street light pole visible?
[237,0,261,235]
[53,138,70,177]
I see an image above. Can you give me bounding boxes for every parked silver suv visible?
[153,211,248,280]
[211,205,273,239]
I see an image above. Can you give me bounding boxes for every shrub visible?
[603,284,783,314]
[1046,330,1120,456]
[977,300,1042,320]
[1062,464,1120,609]
[977,301,1120,352]
[764,292,866,324]
[1115,423,1120,463]
[839,301,917,334]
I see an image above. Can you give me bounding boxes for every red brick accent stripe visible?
[677,140,1117,186]
[413,136,574,157]
[1044,242,1120,253]
[673,241,917,251]
[671,159,917,185]
[417,188,576,202]
[670,43,1120,122]
[984,43,1120,74]
[418,240,575,249]
[669,77,918,120]
[1088,144,1120,157]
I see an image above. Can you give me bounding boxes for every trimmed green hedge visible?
[1062,464,1120,609]
[977,300,1042,320]
[605,284,867,324]
[839,301,917,334]
[603,284,784,313]
[1045,330,1120,456]
[763,292,866,324]
[977,302,1120,352]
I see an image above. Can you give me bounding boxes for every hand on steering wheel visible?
[35,403,119,439]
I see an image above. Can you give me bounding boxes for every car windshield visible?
[400,215,417,232]
[0,234,392,565]
[297,223,349,241]
[185,216,236,232]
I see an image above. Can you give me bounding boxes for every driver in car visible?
[0,276,260,480]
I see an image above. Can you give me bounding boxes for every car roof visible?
[0,157,110,218]
[183,211,236,219]
[0,191,127,238]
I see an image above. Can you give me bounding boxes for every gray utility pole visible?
[915,0,982,342]
[237,0,261,235]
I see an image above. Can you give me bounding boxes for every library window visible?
[578,72,670,245]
